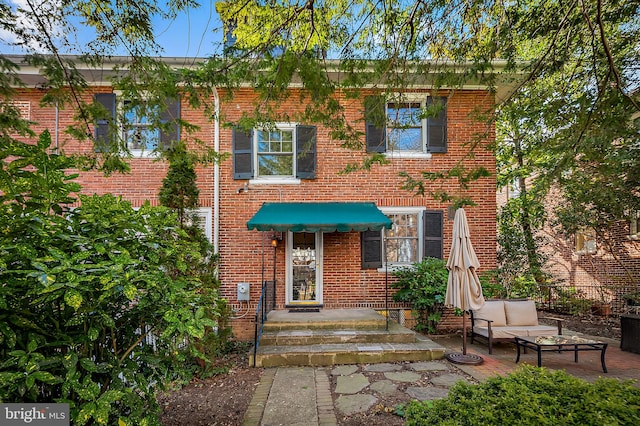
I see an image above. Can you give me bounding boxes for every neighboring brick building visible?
[10,55,504,340]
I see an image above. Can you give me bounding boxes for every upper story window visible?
[233,124,316,182]
[122,100,161,152]
[257,128,294,176]
[361,208,443,269]
[365,95,447,157]
[94,93,180,157]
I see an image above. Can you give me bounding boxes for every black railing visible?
[253,280,276,367]
[532,284,640,316]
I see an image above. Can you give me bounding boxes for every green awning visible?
[247,202,392,233]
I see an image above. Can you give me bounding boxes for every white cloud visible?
[0,0,64,53]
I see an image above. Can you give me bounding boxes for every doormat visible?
[288,308,320,313]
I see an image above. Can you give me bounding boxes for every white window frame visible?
[188,208,213,242]
[115,91,161,158]
[385,93,432,160]
[285,231,323,305]
[629,213,639,241]
[575,228,596,255]
[250,122,301,185]
[379,206,426,269]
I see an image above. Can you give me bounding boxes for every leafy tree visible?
[159,141,201,225]
[0,132,229,424]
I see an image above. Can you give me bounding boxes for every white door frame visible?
[285,231,323,305]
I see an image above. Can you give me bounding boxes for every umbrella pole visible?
[462,312,467,355]
[445,310,483,365]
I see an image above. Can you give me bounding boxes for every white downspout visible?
[213,87,220,252]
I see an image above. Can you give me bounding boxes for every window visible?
[187,208,213,242]
[385,211,419,264]
[94,93,180,156]
[122,100,161,152]
[365,95,447,155]
[361,209,443,268]
[575,228,596,254]
[257,128,294,176]
[630,213,639,241]
[233,124,316,180]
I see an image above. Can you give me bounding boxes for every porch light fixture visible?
[271,235,281,248]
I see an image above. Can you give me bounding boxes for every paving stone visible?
[335,373,369,394]
[331,365,358,376]
[335,394,379,416]
[363,363,403,372]
[384,371,422,383]
[409,361,449,372]
[430,373,470,388]
[369,379,398,396]
[406,386,450,401]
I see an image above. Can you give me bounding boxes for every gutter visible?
[213,86,220,252]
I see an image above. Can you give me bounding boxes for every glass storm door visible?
[287,232,322,305]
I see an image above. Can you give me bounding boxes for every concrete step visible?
[263,308,388,331]
[250,334,446,367]
[259,321,417,346]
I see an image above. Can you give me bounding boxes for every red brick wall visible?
[9,86,498,341]
[217,88,498,339]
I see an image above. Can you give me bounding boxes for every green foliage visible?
[391,258,448,334]
[159,141,200,225]
[404,366,640,425]
[0,134,229,425]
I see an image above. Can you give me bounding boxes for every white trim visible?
[192,208,213,242]
[114,90,162,158]
[378,206,426,271]
[253,123,298,179]
[384,95,429,154]
[249,177,301,185]
[286,231,323,305]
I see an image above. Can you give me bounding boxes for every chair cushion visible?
[473,300,506,327]
[504,300,539,326]
[473,325,558,339]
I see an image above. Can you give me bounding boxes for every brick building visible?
[9,55,507,339]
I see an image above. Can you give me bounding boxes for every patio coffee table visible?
[514,335,608,373]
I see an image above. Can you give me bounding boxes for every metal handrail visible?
[252,280,275,367]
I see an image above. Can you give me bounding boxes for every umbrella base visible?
[445,352,484,365]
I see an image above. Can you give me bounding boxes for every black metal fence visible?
[252,280,276,366]
[532,284,640,316]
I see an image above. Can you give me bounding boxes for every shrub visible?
[404,366,640,425]
[392,258,448,333]
[0,132,230,425]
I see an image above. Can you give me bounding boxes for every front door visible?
[287,232,322,305]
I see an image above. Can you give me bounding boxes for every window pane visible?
[388,128,422,151]
[258,154,293,176]
[387,103,421,126]
[385,213,419,264]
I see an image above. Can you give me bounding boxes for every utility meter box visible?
[237,282,250,301]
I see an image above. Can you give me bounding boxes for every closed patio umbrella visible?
[444,208,485,365]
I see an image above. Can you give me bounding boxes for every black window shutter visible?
[233,128,253,179]
[427,96,447,153]
[94,93,116,152]
[364,96,386,153]
[423,210,443,259]
[160,97,181,150]
[361,230,383,269]
[296,125,316,179]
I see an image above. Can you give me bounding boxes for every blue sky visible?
[0,1,225,58]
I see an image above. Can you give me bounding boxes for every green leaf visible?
[123,284,137,301]
[87,327,100,341]
[31,371,58,384]
[64,289,83,310]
